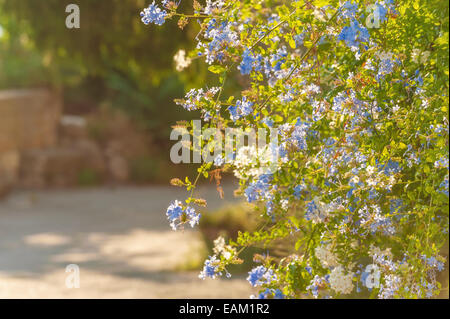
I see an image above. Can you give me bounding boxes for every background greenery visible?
[0,0,214,144]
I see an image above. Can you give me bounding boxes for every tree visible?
[0,0,210,140]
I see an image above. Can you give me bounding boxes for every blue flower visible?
[244,174,272,203]
[199,255,222,279]
[166,200,183,221]
[379,160,401,176]
[339,1,358,20]
[228,97,253,121]
[305,266,312,275]
[247,265,276,287]
[438,177,449,196]
[261,117,274,127]
[421,255,445,271]
[166,200,201,230]
[238,48,254,75]
[337,20,370,48]
[290,118,312,150]
[306,275,327,298]
[305,201,318,221]
[186,206,201,228]
[293,184,306,199]
[274,289,284,299]
[375,3,389,23]
[389,198,403,214]
[434,156,449,169]
[200,20,239,64]
[140,1,167,26]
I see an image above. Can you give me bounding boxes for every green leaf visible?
[208,65,226,74]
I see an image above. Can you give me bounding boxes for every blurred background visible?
[0,0,211,191]
[0,0,256,298]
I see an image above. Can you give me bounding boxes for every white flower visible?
[213,236,226,254]
[174,49,191,71]
[315,244,339,268]
[350,175,360,184]
[234,146,257,168]
[213,236,235,260]
[329,266,354,294]
[366,165,376,175]
[281,199,289,211]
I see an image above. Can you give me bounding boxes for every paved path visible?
[0,184,255,298]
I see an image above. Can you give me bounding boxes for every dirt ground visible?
[0,183,255,298]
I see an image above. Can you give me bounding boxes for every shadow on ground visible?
[0,183,255,298]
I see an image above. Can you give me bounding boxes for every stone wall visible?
[0,89,155,193]
[0,89,61,195]
[0,89,61,153]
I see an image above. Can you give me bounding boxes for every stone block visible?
[0,89,62,154]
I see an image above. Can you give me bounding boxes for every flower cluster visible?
[166,200,200,230]
[143,0,449,299]
[140,1,167,26]
[328,266,354,295]
[199,255,222,280]
[228,97,254,121]
[247,266,277,287]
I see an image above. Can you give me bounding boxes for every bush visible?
[144,0,449,299]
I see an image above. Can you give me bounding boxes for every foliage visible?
[152,0,448,299]
[0,0,213,142]
[198,203,262,273]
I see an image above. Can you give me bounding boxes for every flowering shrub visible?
[141,0,449,298]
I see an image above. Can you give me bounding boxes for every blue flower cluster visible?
[228,97,254,121]
[247,265,276,287]
[293,184,306,199]
[199,255,222,279]
[199,19,239,64]
[337,20,370,49]
[338,1,358,21]
[277,118,312,151]
[244,174,272,203]
[376,53,398,81]
[166,200,201,230]
[141,0,448,299]
[434,156,449,169]
[290,119,312,150]
[238,49,258,75]
[140,1,167,26]
[380,160,401,176]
